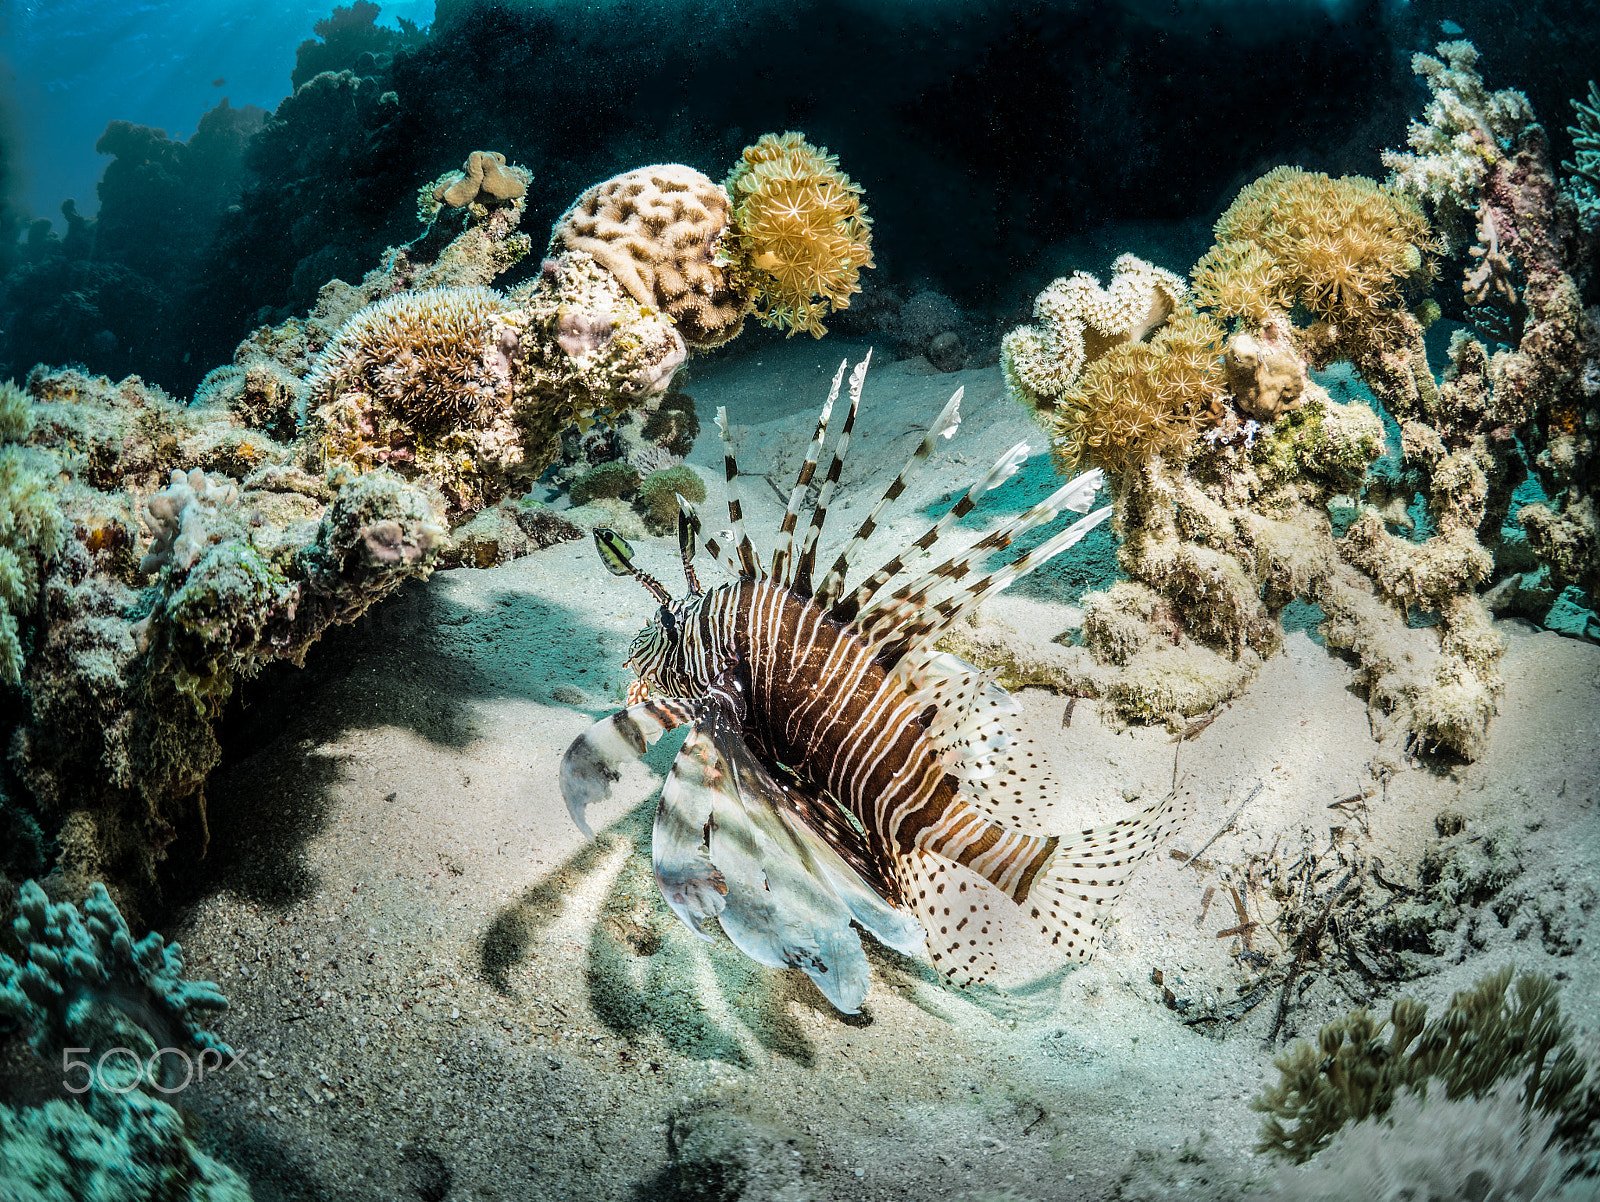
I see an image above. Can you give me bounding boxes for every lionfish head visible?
[593,526,703,697]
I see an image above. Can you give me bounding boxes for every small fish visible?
[212,78,226,87]
[561,354,1190,1012]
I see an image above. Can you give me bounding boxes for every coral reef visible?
[0,881,251,1200]
[4,364,446,906]
[0,100,266,393]
[0,131,865,898]
[1253,965,1596,1164]
[722,132,875,338]
[990,45,1596,758]
[1,382,66,684]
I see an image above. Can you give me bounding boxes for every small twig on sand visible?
[1062,697,1077,729]
[1266,867,1355,1045]
[1183,783,1264,870]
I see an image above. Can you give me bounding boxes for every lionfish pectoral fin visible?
[1026,788,1197,961]
[654,727,726,940]
[668,710,882,1013]
[559,698,697,839]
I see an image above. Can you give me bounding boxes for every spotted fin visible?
[663,703,918,1012]
[896,651,1020,783]
[1028,788,1195,959]
[899,849,1005,988]
[559,697,698,839]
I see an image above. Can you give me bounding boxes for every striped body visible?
[636,578,1060,906]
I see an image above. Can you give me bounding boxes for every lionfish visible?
[560,354,1188,1013]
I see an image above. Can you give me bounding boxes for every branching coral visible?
[1382,40,1536,250]
[0,881,252,1200]
[722,131,874,339]
[1463,205,1519,307]
[0,879,231,1073]
[1253,966,1595,1166]
[1564,80,1600,227]
[0,1087,254,1201]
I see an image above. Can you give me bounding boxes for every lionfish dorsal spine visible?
[851,467,1111,664]
[816,383,964,615]
[792,350,869,598]
[770,357,846,587]
[716,405,764,579]
[846,439,1030,653]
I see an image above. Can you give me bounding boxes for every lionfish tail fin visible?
[817,383,963,615]
[793,351,869,597]
[1028,788,1195,960]
[716,406,764,579]
[771,358,846,586]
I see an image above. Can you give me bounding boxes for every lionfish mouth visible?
[625,676,652,705]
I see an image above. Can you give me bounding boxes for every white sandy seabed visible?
[162,339,1599,1201]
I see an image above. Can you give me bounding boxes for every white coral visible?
[1382,40,1535,250]
[140,467,240,576]
[1001,254,1187,414]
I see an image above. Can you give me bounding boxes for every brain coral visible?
[551,164,750,347]
[1192,167,1438,346]
[1001,254,1189,417]
[723,131,875,338]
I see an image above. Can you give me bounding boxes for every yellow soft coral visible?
[723,132,874,338]
[1051,310,1228,477]
[1194,167,1438,342]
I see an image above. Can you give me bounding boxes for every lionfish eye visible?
[658,605,677,640]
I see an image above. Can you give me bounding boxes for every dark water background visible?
[1,0,1595,396]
